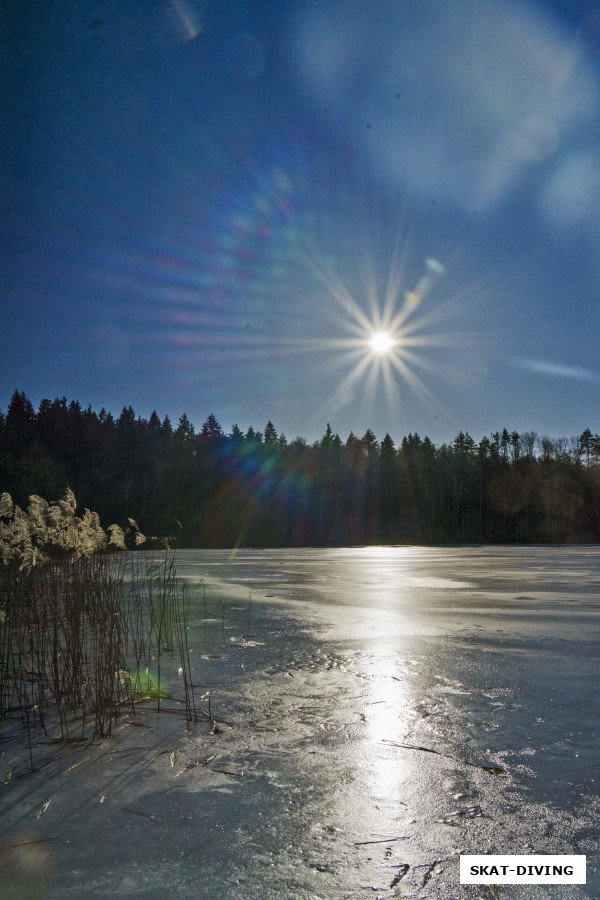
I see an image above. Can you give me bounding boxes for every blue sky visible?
[2,0,599,445]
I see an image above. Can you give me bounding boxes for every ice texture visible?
[0,547,597,898]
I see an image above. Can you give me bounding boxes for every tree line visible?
[1,389,599,546]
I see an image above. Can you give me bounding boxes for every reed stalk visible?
[0,525,198,766]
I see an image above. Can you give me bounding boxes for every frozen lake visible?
[1,546,599,898]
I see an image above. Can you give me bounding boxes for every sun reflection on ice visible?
[339,548,417,805]
[363,647,414,805]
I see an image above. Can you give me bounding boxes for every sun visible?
[274,242,456,430]
[369,330,396,355]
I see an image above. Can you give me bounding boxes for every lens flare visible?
[169,0,201,41]
[287,241,468,434]
[86,127,471,438]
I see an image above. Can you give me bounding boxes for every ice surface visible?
[0,547,598,898]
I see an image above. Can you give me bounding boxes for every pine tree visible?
[320,423,334,449]
[263,421,278,445]
[245,426,262,445]
[176,413,194,440]
[361,429,379,458]
[148,411,162,432]
[6,390,36,446]
[453,431,476,457]
[117,405,136,431]
[201,413,224,441]
[380,433,395,461]
[229,423,244,447]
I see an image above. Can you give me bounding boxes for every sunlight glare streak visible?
[382,239,408,326]
[387,353,449,417]
[310,352,375,423]
[381,357,403,421]
[361,354,383,421]
[298,242,375,335]
[399,346,475,386]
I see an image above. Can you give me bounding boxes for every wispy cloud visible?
[515,358,600,382]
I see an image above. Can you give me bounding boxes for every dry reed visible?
[0,490,198,768]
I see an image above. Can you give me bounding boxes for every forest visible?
[1,390,599,547]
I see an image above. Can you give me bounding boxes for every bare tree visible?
[520,431,538,460]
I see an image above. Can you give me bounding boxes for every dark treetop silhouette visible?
[1,391,599,547]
